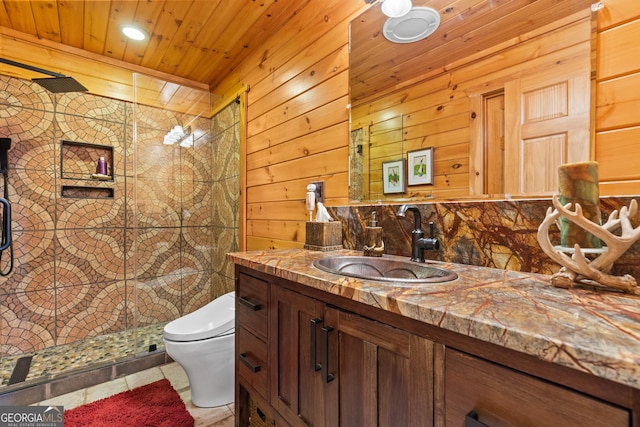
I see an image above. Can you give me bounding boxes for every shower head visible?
[0,58,88,93]
[31,76,88,93]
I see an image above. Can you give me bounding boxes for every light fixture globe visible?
[381,0,412,18]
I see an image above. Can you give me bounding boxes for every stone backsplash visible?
[329,196,640,280]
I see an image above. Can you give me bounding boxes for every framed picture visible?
[407,147,434,186]
[382,159,405,194]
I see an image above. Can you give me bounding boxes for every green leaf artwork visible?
[388,167,399,184]
[413,156,426,177]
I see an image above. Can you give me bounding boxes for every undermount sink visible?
[313,255,458,284]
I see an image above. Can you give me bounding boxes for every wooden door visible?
[504,66,590,194]
[328,307,435,427]
[484,93,505,194]
[270,285,336,426]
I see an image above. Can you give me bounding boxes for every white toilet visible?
[163,291,235,407]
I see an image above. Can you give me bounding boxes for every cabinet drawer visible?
[237,326,268,400]
[444,348,629,427]
[236,272,268,340]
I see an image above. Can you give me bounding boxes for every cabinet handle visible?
[239,352,261,373]
[238,296,262,311]
[321,325,335,383]
[310,318,322,371]
[465,410,490,427]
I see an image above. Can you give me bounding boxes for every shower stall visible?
[0,71,240,393]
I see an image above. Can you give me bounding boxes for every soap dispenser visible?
[363,211,384,257]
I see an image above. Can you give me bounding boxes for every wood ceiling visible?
[0,0,303,91]
[350,0,596,104]
[0,0,595,111]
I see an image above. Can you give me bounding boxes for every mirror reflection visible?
[349,0,595,202]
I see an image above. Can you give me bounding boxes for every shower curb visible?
[0,350,171,406]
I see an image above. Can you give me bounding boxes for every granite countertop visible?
[227,248,640,390]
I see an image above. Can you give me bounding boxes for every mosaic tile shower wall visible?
[0,75,239,379]
[0,76,132,358]
[132,101,215,332]
[210,100,240,294]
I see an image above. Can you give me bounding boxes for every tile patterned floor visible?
[34,362,235,427]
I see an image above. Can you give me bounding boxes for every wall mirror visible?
[348,0,596,203]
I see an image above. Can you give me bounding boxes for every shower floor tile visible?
[0,323,166,387]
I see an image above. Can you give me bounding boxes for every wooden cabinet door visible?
[270,284,435,427]
[270,285,337,426]
[328,307,435,427]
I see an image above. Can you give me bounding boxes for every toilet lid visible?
[163,291,235,342]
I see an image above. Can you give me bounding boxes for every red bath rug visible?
[64,378,194,427]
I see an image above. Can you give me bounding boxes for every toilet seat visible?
[163,291,235,342]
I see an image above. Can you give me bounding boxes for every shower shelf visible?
[60,140,115,199]
[60,140,114,181]
[61,185,114,199]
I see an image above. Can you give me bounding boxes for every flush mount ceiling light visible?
[121,25,148,41]
[383,6,440,43]
[381,0,412,18]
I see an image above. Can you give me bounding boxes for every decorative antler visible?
[537,195,640,293]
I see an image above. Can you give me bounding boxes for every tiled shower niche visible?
[61,140,114,180]
[60,140,114,199]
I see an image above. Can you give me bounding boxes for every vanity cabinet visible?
[234,264,636,427]
[235,266,435,427]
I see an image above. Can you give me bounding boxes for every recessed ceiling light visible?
[121,25,147,41]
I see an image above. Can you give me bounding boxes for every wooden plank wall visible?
[214,0,640,250]
[595,0,640,195]
[212,1,368,250]
[351,12,591,201]
[212,1,640,250]
[2,2,638,252]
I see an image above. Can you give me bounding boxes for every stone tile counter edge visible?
[227,248,640,390]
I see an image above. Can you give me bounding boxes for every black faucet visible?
[396,205,439,263]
